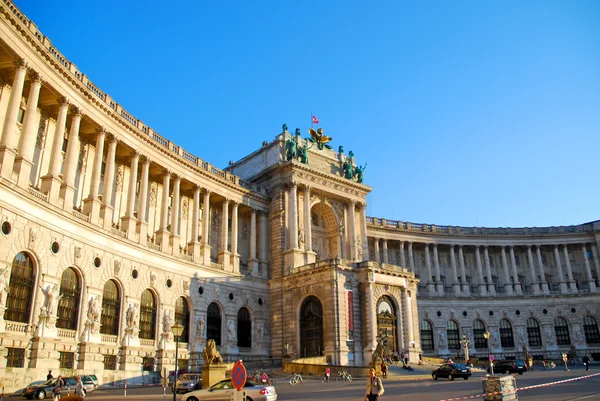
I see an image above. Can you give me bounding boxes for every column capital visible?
[484,245,489,249]
[303,184,311,191]
[289,181,298,188]
[140,155,151,164]
[424,243,430,250]
[96,126,108,136]
[458,244,463,249]
[69,105,83,117]
[58,96,69,107]
[14,58,28,69]
[203,188,212,195]
[29,71,44,84]
[161,168,171,176]
[193,184,201,192]
[106,132,119,143]
[131,150,140,158]
[171,173,181,181]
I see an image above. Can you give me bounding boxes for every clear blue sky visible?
[15,0,600,228]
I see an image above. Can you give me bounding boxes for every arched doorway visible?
[310,202,341,259]
[207,302,222,346]
[300,295,324,358]
[377,296,397,357]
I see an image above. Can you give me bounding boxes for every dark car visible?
[22,376,94,399]
[432,363,472,381]
[490,359,528,375]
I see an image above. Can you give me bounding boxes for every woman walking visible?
[75,377,87,398]
[364,367,384,401]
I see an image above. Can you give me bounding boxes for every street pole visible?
[484,331,493,375]
[171,323,184,401]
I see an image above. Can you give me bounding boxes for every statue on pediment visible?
[307,127,332,150]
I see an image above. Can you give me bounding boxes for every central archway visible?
[377,296,397,357]
[300,295,324,358]
[310,202,341,259]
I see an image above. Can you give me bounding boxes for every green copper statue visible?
[354,163,367,183]
[282,123,288,133]
[285,135,298,161]
[343,160,354,179]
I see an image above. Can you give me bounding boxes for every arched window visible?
[583,316,600,344]
[140,290,157,340]
[499,319,514,348]
[447,320,460,350]
[526,318,542,347]
[554,317,571,346]
[419,320,434,350]
[300,296,324,357]
[100,280,121,335]
[57,268,80,330]
[5,252,35,323]
[175,297,190,343]
[473,319,487,349]
[207,302,222,346]
[237,307,252,348]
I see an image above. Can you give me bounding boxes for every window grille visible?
[57,267,80,330]
[583,316,600,344]
[527,318,542,347]
[207,302,222,346]
[175,297,190,342]
[447,320,460,350]
[419,320,434,350]
[473,319,487,349]
[554,317,571,346]
[59,351,74,369]
[237,307,252,348]
[100,280,121,335]
[103,355,117,370]
[6,348,25,368]
[139,290,157,340]
[500,319,515,348]
[5,252,35,323]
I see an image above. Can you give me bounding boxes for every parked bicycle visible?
[289,373,303,386]
[336,370,352,382]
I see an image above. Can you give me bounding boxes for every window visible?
[5,252,35,323]
[527,318,542,347]
[139,289,157,340]
[59,351,75,369]
[175,297,190,343]
[17,107,25,124]
[473,319,487,349]
[100,280,121,335]
[419,320,434,351]
[142,356,154,371]
[554,317,571,346]
[447,320,460,350]
[583,316,600,344]
[207,302,222,346]
[6,348,25,368]
[237,307,252,348]
[103,355,117,370]
[57,267,80,330]
[500,319,515,348]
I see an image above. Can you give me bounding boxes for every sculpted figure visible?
[257,323,265,342]
[126,303,139,329]
[202,339,223,364]
[87,296,101,322]
[0,271,9,307]
[342,160,353,179]
[163,310,174,334]
[196,318,205,339]
[371,340,385,364]
[227,320,236,341]
[354,163,367,183]
[282,123,288,133]
[40,284,62,316]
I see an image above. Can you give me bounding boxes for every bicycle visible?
[336,370,352,382]
[289,373,303,386]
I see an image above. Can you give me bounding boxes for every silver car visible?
[182,379,277,401]
[174,373,202,393]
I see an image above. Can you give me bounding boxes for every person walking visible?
[583,354,591,371]
[52,375,64,401]
[364,367,384,401]
[75,377,86,398]
[324,367,331,382]
[47,370,53,380]
[381,361,388,378]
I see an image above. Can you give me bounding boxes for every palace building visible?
[0,0,598,391]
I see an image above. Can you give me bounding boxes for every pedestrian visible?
[53,375,64,401]
[47,370,54,380]
[325,367,331,382]
[404,351,409,366]
[75,376,87,398]
[418,352,423,365]
[364,367,384,401]
[583,354,590,371]
[381,361,387,378]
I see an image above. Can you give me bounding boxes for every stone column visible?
[258,211,269,276]
[136,156,150,245]
[218,199,231,270]
[170,175,181,255]
[59,107,82,210]
[289,183,298,250]
[563,245,577,292]
[403,288,415,349]
[363,276,377,363]
[527,246,541,295]
[374,238,380,263]
[248,209,259,274]
[202,190,212,265]
[101,135,118,230]
[40,98,69,204]
[304,186,312,252]
[424,244,435,295]
[400,241,406,268]
[348,200,357,260]
[230,201,239,272]
[0,59,27,180]
[382,240,388,264]
[408,242,415,272]
[484,246,496,295]
[458,245,470,296]
[582,244,597,292]
[360,203,369,261]
[475,246,487,296]
[450,246,461,296]
[501,246,514,296]
[536,246,549,294]
[554,245,568,293]
[188,185,201,260]
[592,245,600,289]
[15,72,43,189]
[433,244,443,294]
[121,151,140,239]
[155,170,171,250]
[82,128,105,224]
[509,246,522,295]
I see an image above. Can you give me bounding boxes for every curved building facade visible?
[0,0,598,391]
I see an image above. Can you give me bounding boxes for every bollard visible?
[124,380,127,397]
[1,385,4,401]
[67,385,71,396]
[163,385,166,399]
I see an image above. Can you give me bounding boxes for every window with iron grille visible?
[175,297,190,343]
[103,355,117,370]
[140,289,157,340]
[447,320,460,350]
[419,320,434,351]
[500,319,514,348]
[5,252,35,323]
[237,307,252,348]
[583,316,600,344]
[473,319,487,349]
[207,302,222,346]
[6,348,25,368]
[554,317,571,346]
[101,280,121,335]
[142,356,154,371]
[57,267,80,330]
[59,352,74,369]
[527,318,542,347]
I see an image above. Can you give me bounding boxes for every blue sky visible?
[15,0,600,228]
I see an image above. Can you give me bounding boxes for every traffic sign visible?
[489,355,494,362]
[231,360,247,391]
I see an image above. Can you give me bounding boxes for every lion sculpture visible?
[371,340,386,365]
[202,339,223,364]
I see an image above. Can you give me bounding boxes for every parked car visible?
[181,378,277,401]
[22,376,95,399]
[173,373,202,393]
[489,359,528,375]
[432,363,472,381]
[85,374,99,389]
[12,380,45,397]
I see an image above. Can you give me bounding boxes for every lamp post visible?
[483,331,493,375]
[171,323,184,401]
[460,334,470,365]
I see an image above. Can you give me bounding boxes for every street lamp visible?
[171,323,184,401]
[483,331,493,375]
[460,334,470,365]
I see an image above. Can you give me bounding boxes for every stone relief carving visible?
[74,246,82,261]
[77,142,87,173]
[114,260,121,276]
[181,197,189,220]
[150,272,157,286]
[241,222,248,240]
[227,319,236,341]
[115,166,124,192]
[126,303,139,330]
[149,183,157,207]
[29,227,38,247]
[35,114,48,149]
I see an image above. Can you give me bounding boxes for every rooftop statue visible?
[282,123,288,133]
[285,135,299,161]
[307,127,332,150]
[342,160,354,179]
[299,139,313,164]
[338,145,344,154]
[354,163,367,183]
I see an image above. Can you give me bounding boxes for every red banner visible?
[347,291,354,332]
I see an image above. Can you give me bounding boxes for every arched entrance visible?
[377,296,397,357]
[310,202,341,259]
[300,295,324,358]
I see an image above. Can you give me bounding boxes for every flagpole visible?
[311,113,313,128]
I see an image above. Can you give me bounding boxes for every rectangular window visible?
[59,352,75,369]
[103,355,117,370]
[142,356,154,371]
[420,329,434,351]
[7,348,25,368]
[447,329,460,350]
[527,327,542,347]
